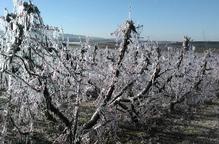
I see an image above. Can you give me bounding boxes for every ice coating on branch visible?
[13,0,24,14]
[0,0,64,137]
[0,1,219,143]
[112,20,135,42]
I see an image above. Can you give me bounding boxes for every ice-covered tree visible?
[0,1,218,144]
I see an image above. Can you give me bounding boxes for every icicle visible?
[12,0,18,13]
[128,0,132,20]
[67,36,69,48]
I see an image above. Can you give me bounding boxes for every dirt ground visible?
[120,99,219,144]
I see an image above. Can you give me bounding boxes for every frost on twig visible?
[0,1,219,144]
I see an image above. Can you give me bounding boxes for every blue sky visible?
[0,0,219,41]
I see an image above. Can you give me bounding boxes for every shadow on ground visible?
[150,100,219,144]
[119,99,219,144]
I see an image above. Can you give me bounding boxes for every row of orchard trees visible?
[0,1,219,143]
